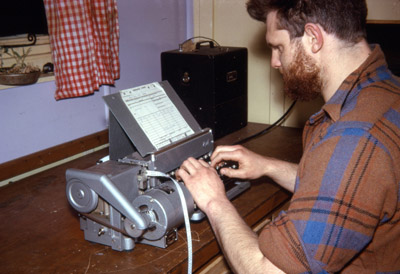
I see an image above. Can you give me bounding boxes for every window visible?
[0,0,48,37]
[0,0,53,89]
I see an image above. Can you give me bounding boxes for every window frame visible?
[0,34,54,90]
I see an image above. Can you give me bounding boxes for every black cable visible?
[234,100,297,145]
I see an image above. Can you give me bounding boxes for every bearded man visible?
[176,0,400,273]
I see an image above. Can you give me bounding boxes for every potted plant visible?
[0,46,41,85]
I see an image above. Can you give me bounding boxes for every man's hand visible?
[176,155,284,273]
[175,153,286,273]
[211,145,298,192]
[211,145,271,180]
[175,157,228,213]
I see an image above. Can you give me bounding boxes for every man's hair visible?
[247,0,368,43]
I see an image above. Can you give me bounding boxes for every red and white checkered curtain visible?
[44,0,120,100]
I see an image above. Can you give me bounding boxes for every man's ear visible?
[304,23,323,53]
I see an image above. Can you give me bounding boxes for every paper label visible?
[120,82,194,150]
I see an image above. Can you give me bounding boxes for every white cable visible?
[145,170,193,274]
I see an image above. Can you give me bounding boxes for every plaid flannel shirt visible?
[259,45,400,273]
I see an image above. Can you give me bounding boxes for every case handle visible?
[195,40,215,49]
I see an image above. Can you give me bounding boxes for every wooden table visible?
[0,123,303,273]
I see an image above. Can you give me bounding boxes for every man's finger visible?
[175,168,190,181]
[198,159,210,167]
[219,166,246,179]
[186,157,205,168]
[211,150,241,168]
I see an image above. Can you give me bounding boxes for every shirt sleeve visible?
[259,128,398,273]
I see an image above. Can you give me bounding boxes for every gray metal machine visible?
[65,81,250,251]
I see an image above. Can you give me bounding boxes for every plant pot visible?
[0,70,41,85]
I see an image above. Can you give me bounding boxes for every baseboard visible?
[0,129,109,183]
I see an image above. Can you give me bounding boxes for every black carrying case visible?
[161,41,248,139]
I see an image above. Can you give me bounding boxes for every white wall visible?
[367,0,400,20]
[193,0,400,128]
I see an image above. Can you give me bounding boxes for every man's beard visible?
[282,42,323,101]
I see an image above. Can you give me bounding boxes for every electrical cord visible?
[145,170,193,274]
[234,100,297,145]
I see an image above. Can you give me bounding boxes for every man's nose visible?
[270,51,281,70]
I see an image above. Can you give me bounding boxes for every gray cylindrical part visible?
[132,180,194,240]
[66,179,99,213]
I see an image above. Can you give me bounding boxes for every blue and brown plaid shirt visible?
[259,45,400,273]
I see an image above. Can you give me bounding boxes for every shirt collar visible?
[309,44,387,125]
